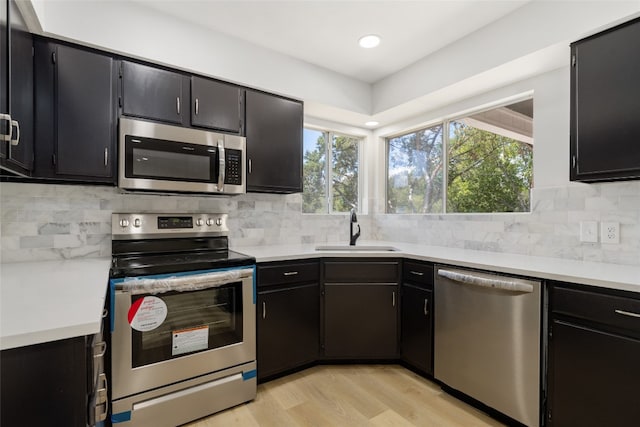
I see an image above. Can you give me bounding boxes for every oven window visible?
[130,282,243,368]
[132,147,211,181]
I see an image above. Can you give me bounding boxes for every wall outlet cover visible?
[579,221,598,243]
[601,221,620,244]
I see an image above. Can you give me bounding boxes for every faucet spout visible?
[349,208,361,246]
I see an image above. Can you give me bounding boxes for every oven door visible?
[110,267,255,400]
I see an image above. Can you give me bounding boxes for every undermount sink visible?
[315,245,399,252]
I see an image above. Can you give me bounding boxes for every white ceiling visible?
[134,0,531,84]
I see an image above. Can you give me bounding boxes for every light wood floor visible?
[185,365,506,427]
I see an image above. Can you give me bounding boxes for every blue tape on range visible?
[242,369,257,381]
[112,411,132,423]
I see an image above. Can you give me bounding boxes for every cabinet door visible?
[547,319,640,427]
[401,283,432,375]
[122,61,185,125]
[0,0,8,158]
[257,283,319,380]
[191,76,243,133]
[55,44,116,179]
[6,0,33,173]
[324,283,398,359]
[571,18,640,181]
[1,337,88,427]
[245,90,303,193]
[1,0,33,175]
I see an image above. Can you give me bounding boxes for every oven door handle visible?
[117,268,254,295]
[437,269,534,293]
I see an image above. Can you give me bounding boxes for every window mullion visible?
[442,120,449,213]
[326,131,333,214]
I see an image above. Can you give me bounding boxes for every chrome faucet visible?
[349,208,361,246]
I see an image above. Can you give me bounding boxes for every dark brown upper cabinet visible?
[245,90,303,193]
[0,0,34,177]
[570,17,640,182]
[121,61,189,126]
[191,76,243,134]
[34,39,117,182]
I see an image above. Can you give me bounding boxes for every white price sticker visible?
[172,326,209,356]
[128,296,168,332]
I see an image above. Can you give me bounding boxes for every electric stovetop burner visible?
[110,213,255,278]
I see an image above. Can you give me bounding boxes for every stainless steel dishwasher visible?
[434,265,541,427]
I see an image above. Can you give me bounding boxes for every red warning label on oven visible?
[128,296,168,332]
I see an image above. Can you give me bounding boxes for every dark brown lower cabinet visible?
[547,282,640,427]
[400,283,433,375]
[0,337,88,427]
[324,283,399,359]
[322,259,400,360]
[257,262,319,381]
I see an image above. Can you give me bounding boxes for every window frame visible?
[385,95,534,215]
[303,126,363,215]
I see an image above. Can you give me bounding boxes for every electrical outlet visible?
[579,221,598,243]
[601,222,620,244]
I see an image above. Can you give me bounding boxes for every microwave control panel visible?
[225,149,242,185]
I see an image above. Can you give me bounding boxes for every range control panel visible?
[112,213,228,239]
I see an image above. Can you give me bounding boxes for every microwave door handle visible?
[217,139,225,192]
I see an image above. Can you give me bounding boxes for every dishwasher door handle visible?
[437,269,534,293]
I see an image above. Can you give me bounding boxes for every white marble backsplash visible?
[374,182,640,266]
[1,181,638,266]
[0,182,372,263]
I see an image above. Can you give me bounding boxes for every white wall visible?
[372,0,640,115]
[34,0,371,115]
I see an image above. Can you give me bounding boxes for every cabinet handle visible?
[0,114,12,142]
[392,291,396,307]
[93,341,107,359]
[424,298,429,316]
[195,98,199,116]
[248,158,252,174]
[572,155,576,169]
[615,309,640,318]
[283,271,298,276]
[10,120,19,146]
[95,373,108,422]
[104,148,108,166]
[410,270,424,276]
[262,301,267,319]
[176,97,181,115]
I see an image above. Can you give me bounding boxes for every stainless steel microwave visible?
[118,118,245,195]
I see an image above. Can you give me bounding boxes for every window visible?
[387,124,444,214]
[303,128,360,213]
[386,98,533,214]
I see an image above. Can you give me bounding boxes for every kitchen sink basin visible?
[315,245,399,252]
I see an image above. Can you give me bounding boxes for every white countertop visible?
[2,242,638,350]
[233,240,640,294]
[0,258,112,350]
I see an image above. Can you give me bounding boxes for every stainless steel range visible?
[109,213,256,427]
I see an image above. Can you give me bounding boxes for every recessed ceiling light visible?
[365,121,379,127]
[358,34,381,49]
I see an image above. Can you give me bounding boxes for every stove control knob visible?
[206,218,215,226]
[196,218,205,226]
[215,218,223,226]
[119,219,130,228]
[133,218,141,228]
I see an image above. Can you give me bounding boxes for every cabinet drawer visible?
[551,285,640,333]
[324,260,399,283]
[403,261,434,287]
[258,261,319,287]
